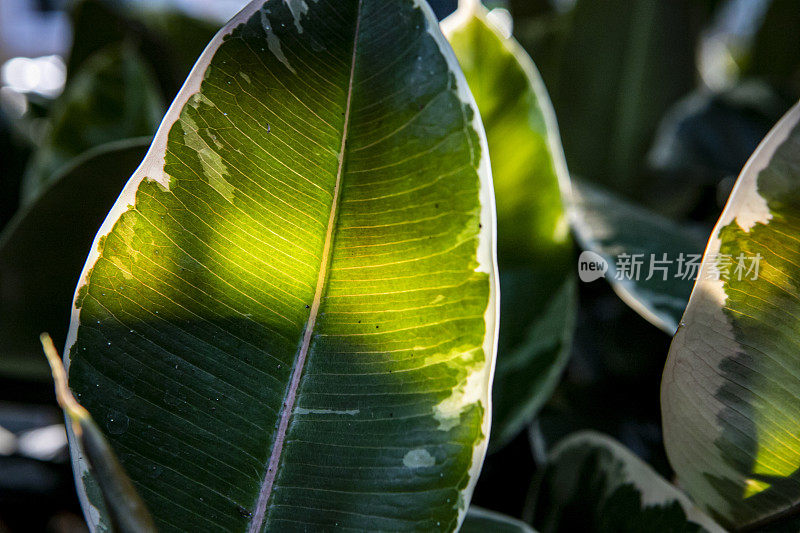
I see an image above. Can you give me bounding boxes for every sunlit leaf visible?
[570,179,707,334]
[443,0,575,450]
[531,432,724,533]
[65,1,498,531]
[0,139,149,381]
[662,101,800,529]
[21,44,163,203]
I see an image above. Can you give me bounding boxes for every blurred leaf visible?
[0,110,30,231]
[21,43,162,203]
[647,82,789,220]
[746,0,800,100]
[41,334,156,533]
[427,0,459,20]
[65,2,497,531]
[67,0,220,98]
[508,0,551,18]
[532,282,673,480]
[530,432,725,533]
[463,506,537,532]
[662,101,800,529]
[0,139,149,381]
[545,0,697,196]
[132,8,223,90]
[66,0,133,77]
[570,179,707,334]
[443,0,576,450]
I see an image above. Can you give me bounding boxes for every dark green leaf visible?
[545,0,696,195]
[67,0,220,98]
[41,334,156,533]
[746,0,800,100]
[531,432,724,533]
[66,1,498,531]
[0,139,149,381]
[570,179,707,334]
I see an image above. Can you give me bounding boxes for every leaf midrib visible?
[247,1,364,530]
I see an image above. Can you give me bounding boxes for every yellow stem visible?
[40,333,89,436]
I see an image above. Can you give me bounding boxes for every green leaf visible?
[545,0,696,195]
[443,0,575,450]
[570,179,707,334]
[41,334,156,533]
[67,0,220,98]
[646,82,789,220]
[0,138,149,381]
[530,432,725,533]
[66,0,134,77]
[65,1,498,531]
[462,506,537,533]
[746,0,800,100]
[662,101,800,529]
[21,43,163,203]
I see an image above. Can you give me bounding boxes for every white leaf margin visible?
[62,0,500,530]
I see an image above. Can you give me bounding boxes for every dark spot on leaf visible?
[236,506,252,518]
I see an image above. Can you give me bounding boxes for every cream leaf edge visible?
[422,0,499,528]
[551,432,726,532]
[63,1,499,530]
[661,101,800,523]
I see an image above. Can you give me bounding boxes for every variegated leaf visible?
[662,101,800,529]
[65,1,498,531]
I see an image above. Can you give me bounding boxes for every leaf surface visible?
[570,179,707,334]
[531,432,724,533]
[544,0,696,196]
[65,1,498,531]
[662,101,800,528]
[41,334,156,533]
[442,0,575,450]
